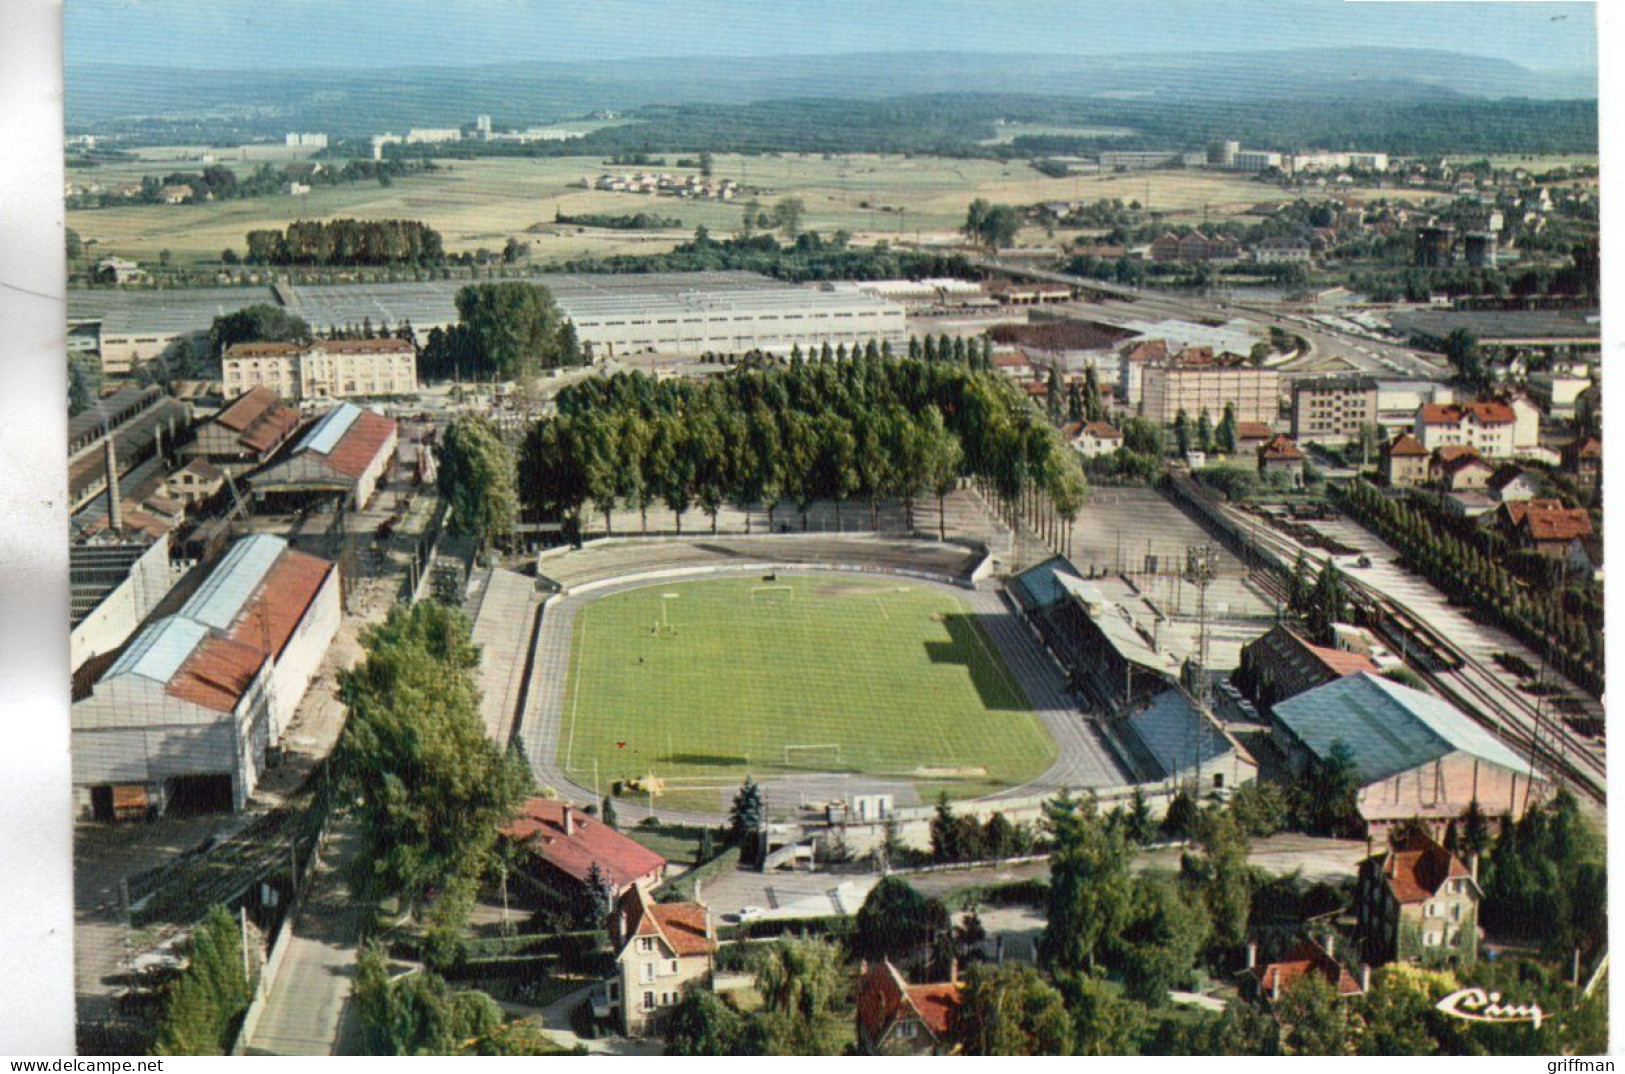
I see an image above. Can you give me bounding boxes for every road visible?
[696,833,1367,921]
[244,825,365,1056]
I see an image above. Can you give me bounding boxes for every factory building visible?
[250,402,398,509]
[68,273,908,378]
[71,535,340,820]
[70,534,177,673]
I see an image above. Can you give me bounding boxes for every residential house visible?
[1241,937,1365,1004]
[501,797,667,911]
[1356,829,1481,968]
[1561,436,1601,489]
[1486,465,1541,504]
[1416,401,1517,458]
[1272,672,1541,832]
[856,960,962,1055]
[159,184,193,205]
[1074,421,1123,459]
[1235,422,1275,456]
[1495,499,1595,560]
[165,459,225,508]
[1381,433,1430,488]
[1253,236,1314,264]
[1257,434,1305,487]
[606,885,717,1037]
[1430,446,1494,492]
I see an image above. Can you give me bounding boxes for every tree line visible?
[244,218,446,267]
[554,227,981,283]
[1335,479,1601,696]
[516,357,1087,544]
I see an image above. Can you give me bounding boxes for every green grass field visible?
[557,575,1056,808]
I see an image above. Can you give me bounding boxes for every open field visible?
[555,575,1056,807]
[67,149,1442,266]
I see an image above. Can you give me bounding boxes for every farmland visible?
[67,149,1440,268]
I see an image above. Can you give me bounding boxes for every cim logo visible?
[1436,988,1546,1029]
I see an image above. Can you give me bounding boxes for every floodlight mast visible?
[1184,544,1219,792]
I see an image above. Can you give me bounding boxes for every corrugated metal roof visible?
[298,403,363,455]
[179,534,287,631]
[1126,690,1234,780]
[1011,555,1078,608]
[106,615,209,684]
[1274,672,1532,783]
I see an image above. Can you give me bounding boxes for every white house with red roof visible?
[71,535,339,819]
[606,884,717,1036]
[1415,401,1517,458]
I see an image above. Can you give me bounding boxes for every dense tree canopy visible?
[336,602,532,917]
[207,304,314,353]
[421,282,583,381]
[436,415,518,544]
[244,218,444,267]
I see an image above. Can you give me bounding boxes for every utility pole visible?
[1185,544,1219,790]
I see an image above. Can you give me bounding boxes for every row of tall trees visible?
[517,358,1086,543]
[1335,479,1601,695]
[335,602,533,960]
[151,905,254,1055]
[244,218,445,267]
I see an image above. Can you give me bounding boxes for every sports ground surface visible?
[554,574,1058,806]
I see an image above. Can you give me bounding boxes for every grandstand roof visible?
[1125,689,1250,781]
[1274,672,1532,783]
[1010,555,1082,609]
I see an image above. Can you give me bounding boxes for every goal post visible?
[751,584,795,605]
[651,592,681,636]
[783,743,841,768]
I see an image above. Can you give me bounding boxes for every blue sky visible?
[68,0,1596,72]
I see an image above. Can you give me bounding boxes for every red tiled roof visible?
[1309,643,1380,678]
[320,338,414,355]
[1523,507,1593,542]
[1258,435,1304,462]
[612,883,714,958]
[905,982,962,1037]
[321,410,398,480]
[1250,939,1363,999]
[857,961,961,1044]
[1083,421,1122,440]
[1376,831,1472,905]
[215,387,301,455]
[1468,401,1515,425]
[504,798,667,891]
[1566,436,1602,460]
[1434,446,1491,474]
[167,634,267,713]
[1385,433,1428,458]
[1122,339,1170,363]
[1421,402,1514,426]
[992,352,1031,368]
[1236,422,1274,441]
[225,342,304,358]
[226,548,334,661]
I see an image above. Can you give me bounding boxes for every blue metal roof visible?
[1012,555,1080,609]
[1274,672,1532,783]
[297,403,362,456]
[177,534,286,631]
[1127,690,1234,781]
[106,615,208,684]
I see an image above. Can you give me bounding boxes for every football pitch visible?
[557,575,1057,804]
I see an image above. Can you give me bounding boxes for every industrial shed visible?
[249,402,397,509]
[1272,672,1541,832]
[72,535,340,820]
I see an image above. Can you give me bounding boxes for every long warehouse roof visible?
[68,272,902,338]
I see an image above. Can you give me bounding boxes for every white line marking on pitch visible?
[564,609,586,772]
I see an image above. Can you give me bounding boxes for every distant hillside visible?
[67,46,1595,134]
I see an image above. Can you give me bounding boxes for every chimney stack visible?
[950,958,960,985]
[1246,942,1257,969]
[1470,852,1480,882]
[1361,963,1371,993]
[1324,933,1336,958]
[563,807,574,836]
[104,437,122,534]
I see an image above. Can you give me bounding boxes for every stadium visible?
[467,530,1135,827]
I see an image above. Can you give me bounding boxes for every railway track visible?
[1235,512,1604,803]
